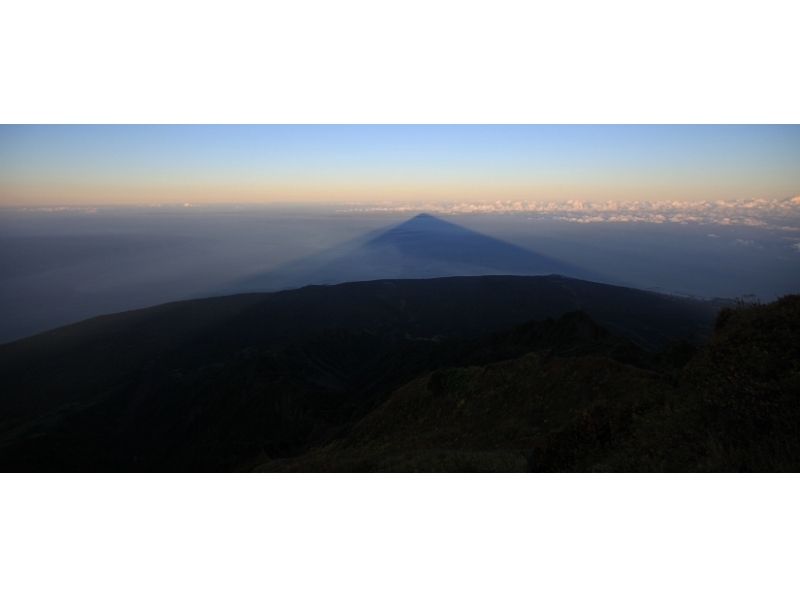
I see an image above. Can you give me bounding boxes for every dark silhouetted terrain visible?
[0,274,731,471]
[269,294,800,472]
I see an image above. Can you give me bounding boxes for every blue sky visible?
[1,125,798,205]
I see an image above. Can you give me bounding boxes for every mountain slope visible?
[261,296,800,472]
[0,275,719,471]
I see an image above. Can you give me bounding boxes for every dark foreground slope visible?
[262,296,800,472]
[0,275,719,471]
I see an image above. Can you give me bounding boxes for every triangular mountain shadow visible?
[228,213,604,293]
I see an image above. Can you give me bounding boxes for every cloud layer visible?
[341,196,800,230]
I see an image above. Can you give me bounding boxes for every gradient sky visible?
[1,125,798,206]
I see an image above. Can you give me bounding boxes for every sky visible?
[1,125,799,206]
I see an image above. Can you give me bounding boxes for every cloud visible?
[13,206,99,214]
[734,238,763,249]
[340,196,800,230]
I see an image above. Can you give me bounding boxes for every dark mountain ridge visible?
[262,295,800,472]
[0,274,722,471]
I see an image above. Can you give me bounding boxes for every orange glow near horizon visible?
[1,125,799,207]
